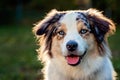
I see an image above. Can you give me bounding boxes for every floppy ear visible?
[33,9,64,36]
[86,9,116,43]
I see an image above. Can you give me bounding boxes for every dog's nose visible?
[66,40,78,52]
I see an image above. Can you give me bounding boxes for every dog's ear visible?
[86,9,116,43]
[33,9,64,36]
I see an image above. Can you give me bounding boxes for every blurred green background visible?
[0,0,120,80]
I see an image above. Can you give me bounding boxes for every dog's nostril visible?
[66,40,78,52]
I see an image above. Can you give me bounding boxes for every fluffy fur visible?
[33,8,117,80]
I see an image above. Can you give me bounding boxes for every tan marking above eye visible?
[77,21,88,32]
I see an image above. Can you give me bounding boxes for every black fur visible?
[36,13,65,35]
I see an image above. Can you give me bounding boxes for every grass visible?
[0,25,43,80]
[0,25,120,80]
[109,27,120,79]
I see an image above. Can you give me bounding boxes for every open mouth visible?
[65,51,86,66]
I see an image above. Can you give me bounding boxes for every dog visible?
[33,8,117,80]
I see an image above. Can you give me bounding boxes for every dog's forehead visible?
[59,12,89,29]
[60,12,79,21]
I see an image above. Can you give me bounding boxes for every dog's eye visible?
[80,29,88,34]
[58,31,65,35]
[57,30,65,40]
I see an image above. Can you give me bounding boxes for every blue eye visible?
[58,31,65,35]
[80,29,88,34]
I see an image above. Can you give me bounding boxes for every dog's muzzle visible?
[65,40,87,66]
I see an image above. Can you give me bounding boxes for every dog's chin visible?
[65,51,87,66]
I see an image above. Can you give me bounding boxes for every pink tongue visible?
[66,56,80,65]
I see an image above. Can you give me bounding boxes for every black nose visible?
[66,40,78,52]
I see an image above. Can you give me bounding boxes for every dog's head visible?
[33,9,115,66]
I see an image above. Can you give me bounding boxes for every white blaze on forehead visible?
[60,12,78,32]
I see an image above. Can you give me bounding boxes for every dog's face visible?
[54,12,93,66]
[34,9,115,66]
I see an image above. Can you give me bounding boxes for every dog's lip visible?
[65,50,87,66]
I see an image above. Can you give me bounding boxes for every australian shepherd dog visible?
[33,9,117,80]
